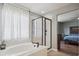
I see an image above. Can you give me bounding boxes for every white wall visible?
[63,20,79,35]
[52,16,58,50]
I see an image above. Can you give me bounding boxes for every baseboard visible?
[52,49,58,51]
[47,48,58,52]
[47,48,53,52]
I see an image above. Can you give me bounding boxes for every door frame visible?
[56,9,79,55]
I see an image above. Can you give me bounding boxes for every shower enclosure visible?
[32,16,52,49]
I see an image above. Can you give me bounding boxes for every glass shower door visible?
[32,17,52,49]
[44,18,52,49]
[32,18,42,45]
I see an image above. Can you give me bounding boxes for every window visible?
[2,4,29,41]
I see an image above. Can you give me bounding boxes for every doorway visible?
[57,9,79,56]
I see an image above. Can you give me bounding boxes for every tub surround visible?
[0,43,47,56]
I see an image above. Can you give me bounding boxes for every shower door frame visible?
[32,16,52,49]
[44,18,52,49]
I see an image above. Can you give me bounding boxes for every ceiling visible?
[17,3,79,22]
[58,9,79,22]
[18,3,70,15]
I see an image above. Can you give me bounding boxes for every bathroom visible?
[0,3,79,56]
[0,3,49,56]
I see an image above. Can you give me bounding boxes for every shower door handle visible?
[45,30,47,32]
[45,30,47,36]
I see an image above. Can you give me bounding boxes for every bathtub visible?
[0,43,47,56]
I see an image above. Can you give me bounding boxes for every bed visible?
[64,26,79,45]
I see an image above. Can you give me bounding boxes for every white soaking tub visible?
[0,43,47,56]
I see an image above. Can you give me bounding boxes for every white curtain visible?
[2,4,29,40]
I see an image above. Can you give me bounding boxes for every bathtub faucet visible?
[36,42,39,47]
[0,40,6,50]
[33,42,39,48]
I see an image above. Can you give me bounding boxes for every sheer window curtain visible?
[2,4,29,41]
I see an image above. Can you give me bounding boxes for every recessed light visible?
[77,17,79,20]
[41,11,45,14]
